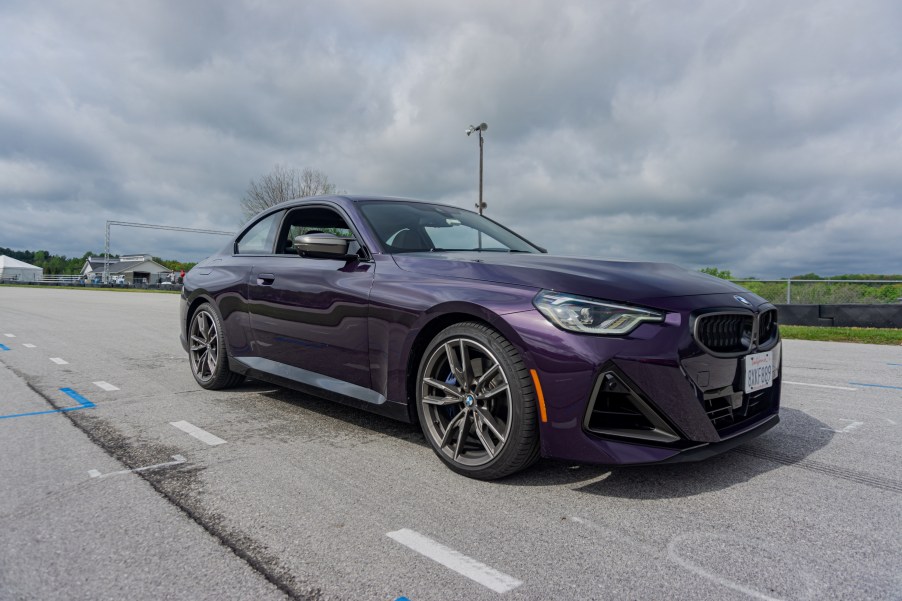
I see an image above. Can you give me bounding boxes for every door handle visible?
[257,273,275,285]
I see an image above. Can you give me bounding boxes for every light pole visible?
[466,123,488,215]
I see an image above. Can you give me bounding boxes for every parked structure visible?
[80,254,171,284]
[0,255,44,282]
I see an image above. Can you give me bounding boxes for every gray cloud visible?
[1,0,900,277]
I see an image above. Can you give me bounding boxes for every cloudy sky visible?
[1,0,900,277]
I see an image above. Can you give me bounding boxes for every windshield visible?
[357,201,541,254]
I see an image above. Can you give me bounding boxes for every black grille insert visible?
[758,309,778,345]
[695,313,753,354]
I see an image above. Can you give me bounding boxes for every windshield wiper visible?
[428,247,532,253]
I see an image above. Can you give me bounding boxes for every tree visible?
[240,165,338,221]
[699,267,733,280]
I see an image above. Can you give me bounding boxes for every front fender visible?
[368,276,540,408]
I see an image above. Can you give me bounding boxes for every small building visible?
[0,255,44,282]
[81,254,172,284]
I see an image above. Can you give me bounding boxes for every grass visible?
[781,325,902,345]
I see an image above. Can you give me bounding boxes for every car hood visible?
[391,252,751,305]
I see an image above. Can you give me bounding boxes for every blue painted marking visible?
[849,382,902,391]
[394,598,412,601]
[888,363,902,367]
[0,388,95,420]
[60,387,96,408]
[0,344,9,351]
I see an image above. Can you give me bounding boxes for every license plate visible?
[744,351,773,393]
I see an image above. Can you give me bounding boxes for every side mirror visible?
[294,233,357,260]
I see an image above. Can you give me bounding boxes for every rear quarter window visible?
[236,211,281,254]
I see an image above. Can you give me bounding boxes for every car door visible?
[247,205,375,392]
[216,209,284,359]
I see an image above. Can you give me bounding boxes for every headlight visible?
[533,290,664,335]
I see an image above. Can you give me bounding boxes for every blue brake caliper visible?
[442,373,458,419]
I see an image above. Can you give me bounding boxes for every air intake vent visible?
[694,313,753,355]
[584,372,680,444]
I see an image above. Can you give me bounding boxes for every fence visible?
[730,279,902,305]
[39,274,82,283]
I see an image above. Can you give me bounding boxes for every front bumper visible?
[503,299,781,466]
[658,414,780,464]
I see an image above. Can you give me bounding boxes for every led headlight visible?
[533,290,664,335]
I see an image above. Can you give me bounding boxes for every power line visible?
[103,220,235,283]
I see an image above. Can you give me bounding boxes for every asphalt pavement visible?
[1,287,900,600]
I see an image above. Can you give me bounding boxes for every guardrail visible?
[39,274,82,283]
[0,280,182,291]
[731,279,902,305]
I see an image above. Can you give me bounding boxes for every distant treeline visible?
[0,247,197,275]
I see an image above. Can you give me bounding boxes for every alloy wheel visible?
[420,337,513,467]
[189,309,219,383]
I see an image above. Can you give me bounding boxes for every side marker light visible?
[530,369,548,423]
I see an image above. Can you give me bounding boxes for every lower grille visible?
[703,387,776,432]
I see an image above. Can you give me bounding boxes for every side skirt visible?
[231,355,411,423]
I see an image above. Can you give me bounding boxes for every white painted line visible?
[572,518,787,600]
[386,529,522,593]
[784,381,857,391]
[49,357,69,365]
[667,536,785,601]
[93,381,120,391]
[88,455,187,479]
[170,421,227,446]
[4,333,15,338]
[822,419,864,434]
[23,343,36,348]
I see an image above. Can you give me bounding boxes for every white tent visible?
[0,255,43,282]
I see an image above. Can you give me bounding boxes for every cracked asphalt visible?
[1,286,900,600]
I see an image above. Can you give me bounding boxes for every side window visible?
[236,211,281,254]
[278,207,355,254]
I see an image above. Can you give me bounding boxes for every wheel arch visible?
[184,292,217,339]
[401,303,535,424]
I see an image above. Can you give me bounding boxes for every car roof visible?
[273,194,468,212]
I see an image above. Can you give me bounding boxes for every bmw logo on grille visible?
[734,295,752,306]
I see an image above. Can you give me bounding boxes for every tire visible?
[187,303,245,390]
[416,322,540,480]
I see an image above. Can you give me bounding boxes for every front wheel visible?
[416,322,540,480]
[188,303,244,390]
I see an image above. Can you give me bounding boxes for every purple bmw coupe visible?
[181,196,781,479]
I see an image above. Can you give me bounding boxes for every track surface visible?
[1,287,900,600]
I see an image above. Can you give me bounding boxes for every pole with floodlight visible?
[466,123,488,215]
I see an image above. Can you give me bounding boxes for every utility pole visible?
[478,128,485,215]
[466,123,488,215]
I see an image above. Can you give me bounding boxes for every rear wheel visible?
[416,322,539,480]
[188,303,244,389]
